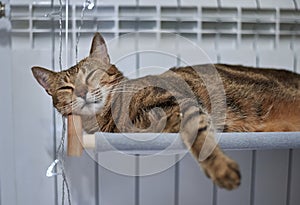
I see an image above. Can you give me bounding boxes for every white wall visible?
[0,20,17,205]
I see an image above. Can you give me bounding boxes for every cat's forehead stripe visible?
[86,69,99,83]
[63,76,70,83]
[65,71,70,77]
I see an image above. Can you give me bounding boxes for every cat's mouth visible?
[71,87,109,116]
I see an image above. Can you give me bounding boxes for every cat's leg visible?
[180,101,241,190]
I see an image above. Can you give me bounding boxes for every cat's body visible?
[81,64,300,134]
[32,33,300,190]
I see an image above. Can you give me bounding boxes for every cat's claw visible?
[202,155,241,190]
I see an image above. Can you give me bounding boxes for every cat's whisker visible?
[109,87,141,92]
[110,84,140,89]
[112,82,143,90]
[109,89,140,93]
[109,90,142,94]
[89,86,141,97]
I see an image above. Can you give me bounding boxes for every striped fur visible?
[32,32,300,190]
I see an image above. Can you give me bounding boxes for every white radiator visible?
[0,0,299,205]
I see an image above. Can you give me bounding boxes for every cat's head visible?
[32,32,123,116]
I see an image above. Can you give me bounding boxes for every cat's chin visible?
[75,102,104,116]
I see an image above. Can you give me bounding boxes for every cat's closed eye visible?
[58,86,74,91]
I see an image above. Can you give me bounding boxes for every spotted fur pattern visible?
[32,32,300,190]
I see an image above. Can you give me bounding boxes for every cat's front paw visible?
[202,155,241,190]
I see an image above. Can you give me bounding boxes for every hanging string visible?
[46,0,71,205]
[58,0,63,71]
[58,1,72,204]
[76,0,95,63]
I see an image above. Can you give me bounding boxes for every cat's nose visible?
[75,85,88,99]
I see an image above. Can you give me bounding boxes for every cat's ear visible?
[89,32,110,64]
[32,66,56,95]
[106,65,120,76]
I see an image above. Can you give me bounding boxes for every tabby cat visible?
[32,32,300,190]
